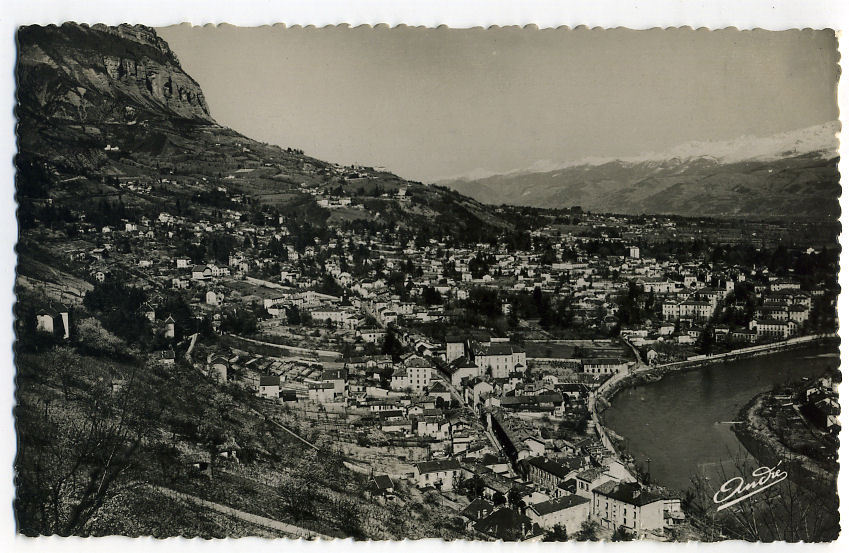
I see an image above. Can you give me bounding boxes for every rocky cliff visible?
[16,23,212,124]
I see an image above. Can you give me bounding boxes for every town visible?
[13,22,841,542]
[16,168,839,540]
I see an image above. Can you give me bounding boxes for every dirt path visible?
[151,485,334,539]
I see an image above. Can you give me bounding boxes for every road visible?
[436,373,514,476]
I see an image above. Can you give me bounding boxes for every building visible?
[308,381,336,403]
[575,467,614,499]
[321,368,348,398]
[428,381,452,403]
[527,494,591,533]
[473,507,533,541]
[751,318,797,339]
[358,327,386,344]
[445,335,468,362]
[582,358,629,376]
[192,265,213,280]
[461,498,495,524]
[35,304,70,339]
[473,340,526,379]
[447,356,480,387]
[413,459,462,490]
[527,456,575,492]
[205,290,219,306]
[415,416,450,440]
[258,375,280,399]
[366,474,396,501]
[591,481,665,535]
[390,356,433,393]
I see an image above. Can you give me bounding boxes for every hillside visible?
[442,133,840,220]
[15,23,511,243]
[14,22,490,540]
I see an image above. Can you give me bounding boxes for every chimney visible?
[632,489,641,499]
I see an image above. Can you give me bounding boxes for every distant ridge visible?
[440,122,840,219]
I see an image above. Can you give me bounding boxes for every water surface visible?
[604,345,839,492]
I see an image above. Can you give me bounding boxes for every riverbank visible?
[590,334,838,478]
[732,391,837,488]
[597,334,838,412]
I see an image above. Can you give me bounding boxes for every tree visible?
[612,526,634,541]
[422,286,442,306]
[381,328,405,361]
[574,519,600,541]
[462,474,485,499]
[543,524,570,541]
[492,491,507,506]
[507,487,526,511]
[15,362,157,536]
[74,317,124,357]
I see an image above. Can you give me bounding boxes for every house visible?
[527,456,577,492]
[163,315,176,338]
[751,318,797,340]
[160,349,176,365]
[321,368,348,397]
[35,304,70,339]
[461,497,495,524]
[206,290,220,306]
[428,381,452,403]
[258,375,280,399]
[413,459,462,490]
[447,356,480,387]
[367,474,396,501]
[445,335,468,362]
[278,389,298,402]
[582,358,629,376]
[208,355,230,382]
[575,467,614,499]
[473,507,533,541]
[527,494,591,533]
[473,340,526,379]
[591,481,665,536]
[390,356,433,393]
[358,327,386,344]
[308,382,336,403]
[191,265,213,280]
[141,302,156,323]
[415,416,450,440]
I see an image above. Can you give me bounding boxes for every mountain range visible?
[15,23,840,227]
[441,124,841,219]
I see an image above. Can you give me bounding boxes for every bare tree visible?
[685,445,838,542]
[15,362,159,535]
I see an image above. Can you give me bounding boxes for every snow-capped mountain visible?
[440,122,840,219]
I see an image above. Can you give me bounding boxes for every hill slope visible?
[15,23,510,242]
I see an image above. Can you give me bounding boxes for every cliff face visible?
[16,23,212,124]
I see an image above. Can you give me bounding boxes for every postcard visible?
[11,19,842,543]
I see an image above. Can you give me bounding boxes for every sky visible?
[156,25,839,182]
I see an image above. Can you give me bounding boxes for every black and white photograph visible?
[7,3,846,546]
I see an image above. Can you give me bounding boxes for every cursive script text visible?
[712,462,788,511]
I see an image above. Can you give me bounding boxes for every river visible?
[603,344,840,494]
